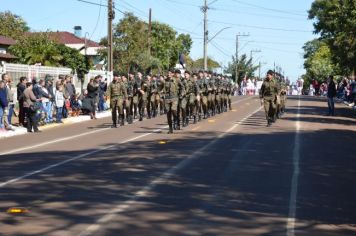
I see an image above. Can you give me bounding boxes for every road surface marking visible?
[0,127,165,188]
[78,106,262,236]
[0,97,253,157]
[192,126,200,131]
[0,98,256,188]
[287,97,301,236]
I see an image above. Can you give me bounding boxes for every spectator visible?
[0,80,11,131]
[98,76,107,112]
[327,75,337,116]
[45,75,55,123]
[350,78,356,109]
[17,76,27,126]
[70,93,81,116]
[87,77,99,119]
[23,80,42,133]
[3,74,15,127]
[55,84,65,123]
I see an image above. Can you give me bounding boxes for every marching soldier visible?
[185,71,199,124]
[107,72,127,128]
[175,69,186,129]
[123,74,134,124]
[149,75,160,118]
[200,70,209,119]
[162,69,179,134]
[127,72,138,119]
[137,72,148,121]
[260,70,279,127]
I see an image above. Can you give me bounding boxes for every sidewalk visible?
[0,111,111,140]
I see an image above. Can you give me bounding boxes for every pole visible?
[203,0,208,70]
[235,35,238,82]
[235,33,249,82]
[148,8,152,55]
[108,0,114,73]
[259,61,261,80]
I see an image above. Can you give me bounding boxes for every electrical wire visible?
[208,20,313,33]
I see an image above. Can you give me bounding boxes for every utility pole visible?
[108,0,114,73]
[202,0,208,70]
[148,8,152,55]
[235,33,249,82]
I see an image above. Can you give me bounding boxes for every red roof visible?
[0,35,16,46]
[0,53,17,59]
[48,31,100,47]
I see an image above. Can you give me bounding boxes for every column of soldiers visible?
[259,70,288,127]
[106,69,234,133]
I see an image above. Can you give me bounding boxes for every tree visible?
[0,11,29,39]
[224,54,258,83]
[192,57,220,71]
[303,39,337,82]
[99,13,193,73]
[9,32,87,73]
[308,0,356,74]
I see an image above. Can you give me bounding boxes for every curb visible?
[0,111,111,140]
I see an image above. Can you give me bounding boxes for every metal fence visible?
[1,63,72,85]
[0,63,112,93]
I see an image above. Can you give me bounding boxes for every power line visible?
[209,20,313,32]
[230,0,308,17]
[89,0,103,40]
[213,7,305,21]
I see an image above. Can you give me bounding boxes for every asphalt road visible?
[0,96,355,236]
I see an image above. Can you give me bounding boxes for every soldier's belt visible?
[164,95,178,99]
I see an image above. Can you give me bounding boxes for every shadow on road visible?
[0,96,355,236]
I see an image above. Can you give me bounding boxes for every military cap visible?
[184,70,191,75]
[267,70,274,75]
[113,71,120,77]
[168,68,175,73]
[174,69,181,74]
[198,70,204,73]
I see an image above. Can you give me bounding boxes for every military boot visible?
[193,115,197,124]
[168,125,173,134]
[119,115,124,126]
[128,115,133,124]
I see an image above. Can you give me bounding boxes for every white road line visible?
[78,106,262,236]
[0,97,256,189]
[0,128,164,188]
[0,97,256,188]
[0,96,253,157]
[287,97,301,236]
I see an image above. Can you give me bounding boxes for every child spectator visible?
[55,84,65,123]
[70,93,81,116]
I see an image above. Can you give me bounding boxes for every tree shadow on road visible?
[0,102,355,236]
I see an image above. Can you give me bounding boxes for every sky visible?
[1,0,317,81]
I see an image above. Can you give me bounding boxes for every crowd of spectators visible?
[0,73,108,133]
[307,76,356,109]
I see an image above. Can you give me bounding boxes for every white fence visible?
[0,63,112,92]
[0,63,113,102]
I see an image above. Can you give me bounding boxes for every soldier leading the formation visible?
[260,70,279,127]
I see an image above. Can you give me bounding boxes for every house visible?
[0,35,17,63]
[47,28,104,69]
[28,26,105,69]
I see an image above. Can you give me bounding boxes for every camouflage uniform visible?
[162,74,179,134]
[107,79,127,127]
[260,76,278,126]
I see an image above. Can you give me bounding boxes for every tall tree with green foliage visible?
[225,54,258,83]
[308,0,356,74]
[303,39,337,83]
[9,32,88,73]
[0,11,29,39]
[99,12,193,73]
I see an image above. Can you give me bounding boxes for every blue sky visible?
[1,0,316,81]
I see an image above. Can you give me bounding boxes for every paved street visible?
[0,96,355,236]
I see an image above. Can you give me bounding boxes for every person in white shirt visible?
[55,84,65,123]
